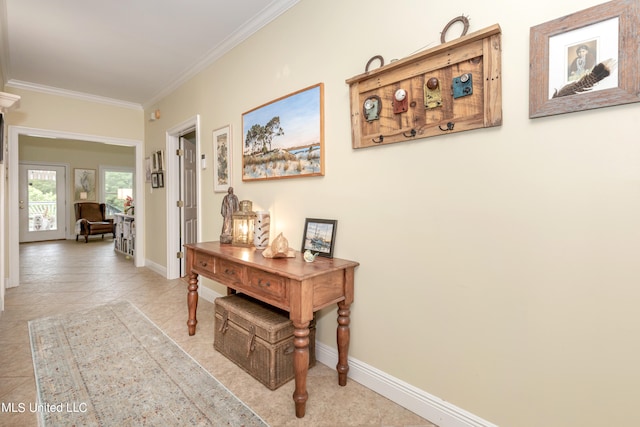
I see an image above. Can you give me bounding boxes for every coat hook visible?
[372,135,384,143]
[403,129,417,138]
[439,122,455,132]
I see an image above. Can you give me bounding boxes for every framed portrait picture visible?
[74,168,96,201]
[529,0,640,118]
[213,125,232,193]
[151,172,159,188]
[242,83,324,181]
[301,218,337,258]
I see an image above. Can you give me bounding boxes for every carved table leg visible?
[292,321,310,418]
[336,300,351,386]
[187,272,199,336]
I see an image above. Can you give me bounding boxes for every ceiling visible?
[0,0,299,109]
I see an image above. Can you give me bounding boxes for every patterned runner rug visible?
[28,300,267,426]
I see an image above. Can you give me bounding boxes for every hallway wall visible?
[143,1,640,426]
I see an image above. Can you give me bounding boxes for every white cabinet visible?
[114,214,135,258]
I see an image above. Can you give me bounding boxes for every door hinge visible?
[176,149,184,156]
[177,251,184,259]
[176,200,184,208]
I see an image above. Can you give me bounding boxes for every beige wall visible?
[144,0,640,426]
[19,135,135,235]
[5,88,143,140]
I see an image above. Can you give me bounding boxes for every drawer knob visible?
[225,268,235,275]
[200,261,207,267]
[258,279,271,288]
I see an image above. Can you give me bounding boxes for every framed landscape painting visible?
[242,83,324,181]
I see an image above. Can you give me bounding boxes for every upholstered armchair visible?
[74,202,115,243]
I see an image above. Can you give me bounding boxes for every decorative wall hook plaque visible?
[346,24,502,149]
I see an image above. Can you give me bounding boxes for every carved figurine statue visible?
[220,187,239,244]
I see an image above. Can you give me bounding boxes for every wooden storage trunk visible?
[214,293,316,390]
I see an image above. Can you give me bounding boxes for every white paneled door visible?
[180,136,198,276]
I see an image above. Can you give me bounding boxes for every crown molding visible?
[5,80,142,110]
[0,90,20,112]
[143,0,301,108]
[3,0,300,109]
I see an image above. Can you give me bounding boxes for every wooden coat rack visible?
[346,24,502,149]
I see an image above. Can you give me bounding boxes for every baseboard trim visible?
[315,343,497,427]
[197,284,221,304]
[144,258,166,277]
[197,287,496,427]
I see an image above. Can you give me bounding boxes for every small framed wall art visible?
[529,0,640,118]
[145,157,152,183]
[74,168,96,201]
[151,172,164,189]
[152,150,164,172]
[301,218,337,258]
[213,125,232,193]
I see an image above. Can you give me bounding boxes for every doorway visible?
[7,126,145,289]
[166,116,201,280]
[18,163,67,242]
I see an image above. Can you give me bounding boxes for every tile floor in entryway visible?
[0,239,437,427]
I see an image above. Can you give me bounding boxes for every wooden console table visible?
[185,241,359,418]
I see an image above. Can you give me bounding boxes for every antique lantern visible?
[232,200,257,247]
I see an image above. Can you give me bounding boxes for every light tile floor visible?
[0,239,437,427]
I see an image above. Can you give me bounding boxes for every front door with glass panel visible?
[19,164,67,242]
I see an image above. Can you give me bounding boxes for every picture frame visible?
[157,171,164,188]
[74,168,96,201]
[145,156,152,183]
[151,172,159,189]
[301,218,337,258]
[152,150,164,172]
[529,0,640,118]
[213,125,232,193]
[242,83,324,181]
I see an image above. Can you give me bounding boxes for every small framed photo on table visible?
[301,218,337,258]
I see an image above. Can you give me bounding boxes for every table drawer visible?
[218,259,245,284]
[247,268,287,304]
[193,252,215,275]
